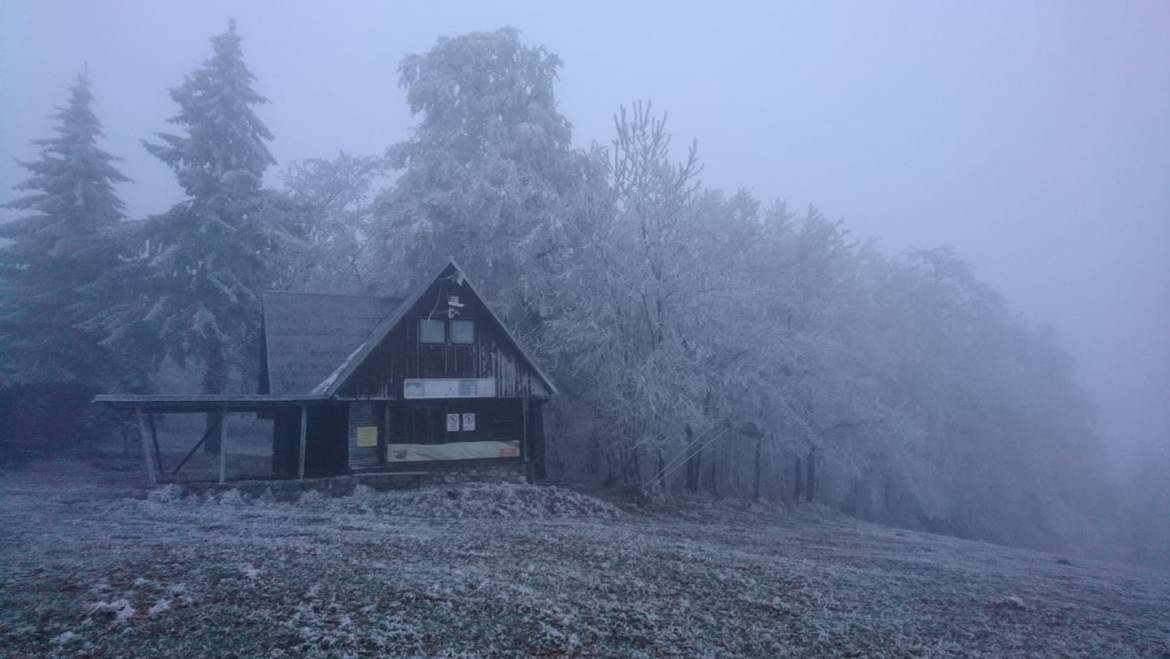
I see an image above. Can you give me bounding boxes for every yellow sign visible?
[356,426,378,448]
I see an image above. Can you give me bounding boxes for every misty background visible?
[4,0,1165,474]
[1,1,1166,549]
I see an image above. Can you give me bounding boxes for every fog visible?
[3,2,1170,652]
[4,1,1164,472]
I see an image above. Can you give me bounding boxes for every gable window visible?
[450,320,475,344]
[419,319,446,344]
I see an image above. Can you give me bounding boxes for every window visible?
[419,319,445,343]
[450,320,475,344]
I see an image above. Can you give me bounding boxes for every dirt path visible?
[1,460,1168,657]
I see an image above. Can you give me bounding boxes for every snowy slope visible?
[1,461,1167,657]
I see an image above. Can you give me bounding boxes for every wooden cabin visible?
[96,261,555,485]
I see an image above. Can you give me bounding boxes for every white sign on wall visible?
[387,440,520,462]
[403,378,497,399]
[462,413,476,431]
[446,413,461,432]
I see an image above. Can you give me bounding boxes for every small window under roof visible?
[419,319,445,344]
[451,320,475,344]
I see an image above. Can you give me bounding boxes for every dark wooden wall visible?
[384,398,522,446]
[272,404,349,478]
[339,276,550,400]
[346,401,382,471]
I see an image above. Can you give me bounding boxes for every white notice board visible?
[403,378,497,399]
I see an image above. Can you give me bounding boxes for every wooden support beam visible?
[382,403,390,467]
[218,407,229,484]
[135,409,157,486]
[298,405,307,480]
[172,415,221,478]
[521,398,530,482]
[147,412,164,476]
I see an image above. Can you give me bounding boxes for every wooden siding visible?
[347,401,382,471]
[338,276,550,400]
[272,404,349,478]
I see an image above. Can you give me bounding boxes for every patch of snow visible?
[86,597,136,624]
[994,594,1027,610]
[298,490,324,504]
[216,489,245,505]
[50,630,80,645]
[147,483,183,503]
[147,598,171,617]
[328,482,626,520]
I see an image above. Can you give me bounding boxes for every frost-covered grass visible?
[2,460,1168,657]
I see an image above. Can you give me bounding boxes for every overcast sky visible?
[2,0,1167,468]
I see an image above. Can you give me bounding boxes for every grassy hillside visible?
[1,460,1167,657]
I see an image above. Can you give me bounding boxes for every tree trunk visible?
[753,436,763,502]
[806,449,816,502]
[588,432,600,476]
[655,446,666,494]
[709,446,719,499]
[683,424,698,493]
[794,456,803,502]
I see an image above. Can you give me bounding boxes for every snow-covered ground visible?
[1,460,1167,657]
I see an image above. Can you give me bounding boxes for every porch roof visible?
[92,393,329,413]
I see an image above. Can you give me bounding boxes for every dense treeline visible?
[0,24,1161,562]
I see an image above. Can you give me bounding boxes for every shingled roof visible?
[260,261,556,399]
[261,292,402,395]
[310,260,557,397]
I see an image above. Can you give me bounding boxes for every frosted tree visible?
[0,72,130,387]
[143,19,273,200]
[90,20,291,404]
[373,27,590,317]
[529,103,730,490]
[278,152,387,293]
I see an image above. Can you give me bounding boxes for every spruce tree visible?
[144,18,274,201]
[96,19,289,402]
[0,72,130,386]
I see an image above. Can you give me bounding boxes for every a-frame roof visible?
[266,260,555,398]
[261,291,402,396]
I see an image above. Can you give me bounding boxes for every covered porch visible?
[93,394,330,486]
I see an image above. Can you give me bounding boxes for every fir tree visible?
[0,72,130,386]
[143,18,274,201]
[92,19,290,402]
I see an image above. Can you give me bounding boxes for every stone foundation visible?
[422,462,526,486]
[169,460,526,500]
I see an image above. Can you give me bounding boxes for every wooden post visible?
[218,407,229,484]
[521,398,530,482]
[147,412,164,475]
[382,403,390,466]
[298,405,307,480]
[135,409,157,486]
